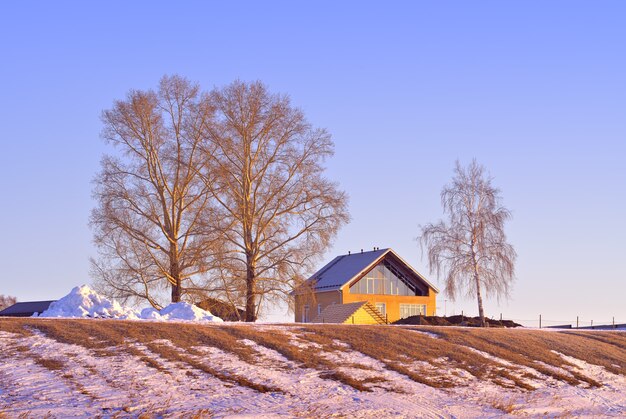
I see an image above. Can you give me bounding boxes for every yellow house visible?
[293,248,438,324]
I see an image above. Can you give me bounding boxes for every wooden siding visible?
[294,290,341,323]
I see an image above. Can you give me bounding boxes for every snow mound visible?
[156,302,223,322]
[38,285,137,319]
[139,303,224,322]
[37,285,223,322]
[140,307,162,320]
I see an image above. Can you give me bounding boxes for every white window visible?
[375,302,386,317]
[317,304,322,315]
[399,304,427,319]
[303,305,310,323]
[349,262,421,296]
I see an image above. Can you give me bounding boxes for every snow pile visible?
[143,302,223,322]
[37,285,222,322]
[38,285,137,319]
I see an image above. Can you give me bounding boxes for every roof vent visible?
[348,251,351,255]
[361,249,363,253]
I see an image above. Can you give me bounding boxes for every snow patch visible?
[38,285,137,319]
[37,285,222,322]
[156,302,223,322]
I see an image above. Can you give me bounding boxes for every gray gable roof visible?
[307,248,388,290]
[304,248,439,293]
[0,301,56,317]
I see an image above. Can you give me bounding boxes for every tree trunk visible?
[171,280,182,302]
[170,244,182,303]
[245,257,257,322]
[471,242,486,327]
[474,271,486,327]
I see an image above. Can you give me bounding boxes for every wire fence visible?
[442,309,625,329]
[491,314,625,329]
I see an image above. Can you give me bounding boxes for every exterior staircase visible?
[362,302,387,324]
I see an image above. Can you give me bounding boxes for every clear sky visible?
[1,1,624,326]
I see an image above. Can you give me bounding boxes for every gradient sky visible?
[1,1,624,326]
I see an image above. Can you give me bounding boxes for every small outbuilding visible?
[294,248,438,324]
[195,297,245,322]
[0,301,56,317]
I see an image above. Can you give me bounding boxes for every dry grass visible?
[0,319,33,337]
[0,319,281,394]
[32,356,65,372]
[300,324,524,389]
[145,340,283,393]
[486,393,518,414]
[225,325,387,392]
[1,318,623,394]
[425,327,626,386]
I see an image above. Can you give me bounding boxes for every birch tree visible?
[204,81,349,321]
[419,160,516,327]
[90,75,219,308]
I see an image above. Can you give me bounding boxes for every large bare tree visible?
[0,295,17,311]
[419,160,516,327]
[91,75,218,308]
[204,81,349,321]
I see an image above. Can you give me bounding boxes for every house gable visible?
[301,248,438,293]
[344,251,433,297]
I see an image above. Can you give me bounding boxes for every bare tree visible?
[204,81,349,321]
[91,75,219,308]
[0,295,17,311]
[419,160,516,327]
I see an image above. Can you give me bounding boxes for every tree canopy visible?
[419,160,516,326]
[91,76,349,319]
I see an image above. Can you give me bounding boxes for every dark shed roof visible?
[0,301,56,317]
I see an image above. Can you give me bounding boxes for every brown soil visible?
[393,315,523,328]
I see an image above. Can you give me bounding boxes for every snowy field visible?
[0,318,624,418]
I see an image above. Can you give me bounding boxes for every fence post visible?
[461,310,464,323]
[591,319,593,329]
[539,314,542,329]
[576,316,579,329]
[613,317,615,329]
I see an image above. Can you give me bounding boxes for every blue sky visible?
[1,1,624,325]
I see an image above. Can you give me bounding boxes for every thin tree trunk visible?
[474,271,486,327]
[471,241,486,327]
